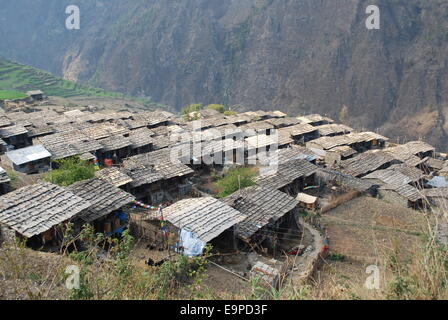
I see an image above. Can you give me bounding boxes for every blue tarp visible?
[178,229,206,257]
[428,176,448,188]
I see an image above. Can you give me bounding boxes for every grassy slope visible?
[0,57,150,104]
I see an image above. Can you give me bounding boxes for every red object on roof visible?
[104,159,113,167]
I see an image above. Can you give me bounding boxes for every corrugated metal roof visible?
[6,145,51,165]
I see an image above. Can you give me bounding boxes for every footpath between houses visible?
[281,215,328,287]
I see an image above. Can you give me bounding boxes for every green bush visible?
[181,103,203,115]
[205,104,226,113]
[223,110,237,116]
[215,167,257,198]
[44,156,97,186]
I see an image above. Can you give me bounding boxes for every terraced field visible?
[0,57,151,105]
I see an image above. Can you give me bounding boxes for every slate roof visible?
[340,151,398,177]
[123,149,194,183]
[0,125,28,138]
[240,121,274,134]
[363,169,414,186]
[98,135,132,151]
[265,117,301,128]
[297,114,334,125]
[383,141,435,163]
[44,139,103,160]
[0,182,91,237]
[317,168,377,193]
[95,167,133,187]
[380,183,423,202]
[126,165,165,187]
[223,186,298,241]
[278,123,318,137]
[163,197,247,243]
[128,128,155,148]
[245,133,293,150]
[27,125,55,138]
[68,178,135,222]
[255,159,318,190]
[422,188,448,199]
[0,116,12,128]
[327,145,357,158]
[316,124,353,136]
[0,167,11,184]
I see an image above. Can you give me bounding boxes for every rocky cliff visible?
[1,0,448,148]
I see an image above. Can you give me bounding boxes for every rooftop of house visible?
[163,197,247,243]
[0,182,91,238]
[6,145,51,165]
[0,124,28,138]
[95,167,133,187]
[68,178,135,223]
[339,151,398,177]
[255,158,318,190]
[223,185,299,241]
[0,166,11,184]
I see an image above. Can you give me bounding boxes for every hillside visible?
[1,0,448,148]
[0,56,152,105]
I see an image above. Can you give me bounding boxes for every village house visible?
[362,165,427,189]
[315,124,353,137]
[315,168,378,196]
[128,128,155,155]
[68,178,136,236]
[0,124,30,149]
[0,182,90,248]
[95,167,134,189]
[240,121,275,136]
[26,90,45,102]
[265,117,301,129]
[325,145,357,165]
[245,133,293,158]
[223,186,299,252]
[123,149,194,204]
[5,144,52,174]
[422,188,448,209]
[162,197,247,255]
[223,114,252,127]
[278,123,319,144]
[255,159,318,195]
[339,151,400,178]
[297,193,319,211]
[382,141,436,169]
[96,135,133,165]
[183,138,246,166]
[0,166,11,195]
[306,132,388,153]
[297,114,334,126]
[378,183,424,209]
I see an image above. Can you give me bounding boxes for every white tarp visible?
[179,229,206,257]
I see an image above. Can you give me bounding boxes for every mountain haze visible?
[1,0,448,148]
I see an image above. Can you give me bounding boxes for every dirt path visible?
[284,217,325,286]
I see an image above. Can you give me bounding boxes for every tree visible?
[215,167,257,198]
[223,110,236,116]
[205,104,226,113]
[44,156,98,187]
[181,103,203,115]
